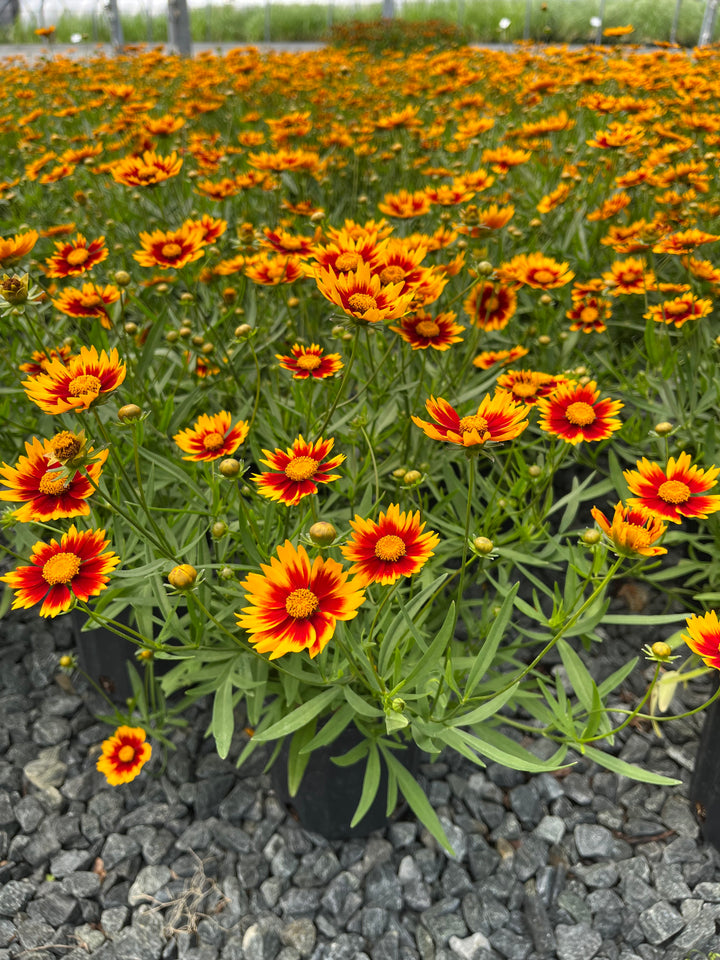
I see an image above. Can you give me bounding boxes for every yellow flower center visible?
[511,382,540,398]
[38,471,69,495]
[51,430,82,462]
[415,320,440,338]
[374,534,407,562]
[531,268,556,285]
[565,401,596,426]
[664,301,688,316]
[118,744,135,763]
[68,374,102,398]
[485,296,500,312]
[284,456,319,481]
[658,479,690,504]
[348,293,378,314]
[296,354,322,371]
[80,293,103,308]
[626,527,651,549]
[580,306,599,323]
[380,265,405,285]
[42,551,82,585]
[285,587,319,619]
[136,165,159,181]
[459,414,489,435]
[161,242,182,259]
[334,252,362,272]
[203,431,225,451]
[66,248,90,266]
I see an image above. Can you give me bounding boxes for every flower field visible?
[1,39,720,843]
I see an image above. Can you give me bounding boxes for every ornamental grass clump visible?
[2,41,720,848]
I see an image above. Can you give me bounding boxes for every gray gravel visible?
[1,596,720,960]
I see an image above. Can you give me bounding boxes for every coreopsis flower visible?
[463,282,517,331]
[472,346,529,370]
[0,273,29,305]
[0,525,119,618]
[566,295,612,334]
[252,436,344,506]
[237,540,366,659]
[276,343,343,379]
[0,230,39,268]
[682,611,720,670]
[389,309,464,351]
[495,369,569,405]
[44,234,108,279]
[0,436,107,522]
[248,147,322,175]
[183,214,227,245]
[644,295,714,328]
[133,224,205,270]
[195,177,241,200]
[261,227,317,258]
[19,345,73,375]
[481,146,532,175]
[652,229,720,255]
[412,393,530,447]
[457,203,515,235]
[142,114,185,136]
[497,252,574,289]
[174,411,249,462]
[51,283,121,329]
[110,150,183,186]
[536,381,623,445]
[96,726,152,785]
[377,189,432,219]
[602,257,655,296]
[23,346,126,414]
[590,502,667,557]
[586,193,631,222]
[244,253,305,285]
[315,261,415,324]
[537,184,573,214]
[341,504,440,586]
[372,241,428,293]
[311,232,387,275]
[623,452,720,524]
[586,122,645,149]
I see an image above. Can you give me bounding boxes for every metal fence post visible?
[168,0,192,56]
[382,0,395,19]
[670,0,682,43]
[523,0,532,40]
[105,0,124,50]
[698,0,720,45]
[595,0,606,43]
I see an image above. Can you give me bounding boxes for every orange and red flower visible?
[341,504,440,586]
[590,502,667,557]
[497,252,574,289]
[682,611,720,671]
[623,452,720,524]
[51,283,121,329]
[0,436,107,522]
[412,393,530,447]
[536,381,623,445]
[495,369,569,405]
[19,345,72,375]
[389,309,464,351]
[0,230,38,267]
[644,294,714,328]
[472,346,529,370]
[133,224,205,270]
[44,234,108,278]
[111,150,183,186]
[174,411,249,462]
[252,436,344,506]
[237,540,366,659]
[463,281,517,331]
[276,343,343,379]
[0,525,119,618]
[96,726,152,785]
[23,346,126,414]
[315,261,415,324]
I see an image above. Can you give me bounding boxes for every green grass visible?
[0,0,717,47]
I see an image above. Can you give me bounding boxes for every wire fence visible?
[4,0,720,50]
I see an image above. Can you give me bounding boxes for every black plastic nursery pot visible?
[72,607,170,703]
[271,724,419,840]
[689,678,720,850]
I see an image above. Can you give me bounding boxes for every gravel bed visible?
[2,593,720,960]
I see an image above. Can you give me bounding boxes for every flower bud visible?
[537,335,551,345]
[392,467,407,479]
[219,458,240,478]
[235,323,251,338]
[654,421,673,435]
[219,566,235,581]
[166,331,178,343]
[651,641,672,658]
[528,465,542,478]
[309,521,337,546]
[582,528,602,544]
[168,564,197,590]
[114,270,131,286]
[118,403,142,422]
[287,296,300,308]
[211,521,228,539]
[124,321,138,335]
[58,654,76,670]
[403,470,422,485]
[136,648,155,662]
[475,260,494,276]
[180,292,194,302]
[473,536,494,553]
[222,287,237,304]
[539,294,553,305]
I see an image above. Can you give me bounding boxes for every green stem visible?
[314,330,360,441]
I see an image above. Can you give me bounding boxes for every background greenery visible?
[2,0,718,48]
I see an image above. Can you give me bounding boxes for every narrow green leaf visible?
[461,724,569,772]
[557,638,595,713]
[583,744,681,785]
[331,739,369,767]
[450,683,519,727]
[300,704,354,754]
[381,747,453,854]
[127,664,148,716]
[350,743,381,827]
[344,684,384,718]
[601,612,690,626]
[211,676,235,759]
[250,688,339,742]
[597,657,638,698]
[287,721,317,796]
[463,583,519,699]
[391,602,455,694]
